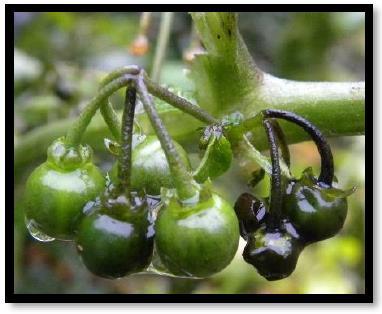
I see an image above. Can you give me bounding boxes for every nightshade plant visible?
[19,12,364,281]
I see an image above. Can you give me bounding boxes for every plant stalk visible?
[139,12,152,35]
[100,100,121,140]
[263,119,282,230]
[269,119,291,169]
[151,12,174,83]
[145,75,218,124]
[99,66,217,125]
[65,74,136,147]
[263,109,334,186]
[118,83,136,194]
[99,65,141,88]
[136,76,198,201]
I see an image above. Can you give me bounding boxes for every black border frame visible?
[5,3,373,303]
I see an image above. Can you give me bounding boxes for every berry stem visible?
[136,75,198,202]
[97,66,142,141]
[98,66,218,125]
[65,74,136,147]
[118,82,136,195]
[263,109,334,185]
[100,100,121,140]
[144,76,218,124]
[269,119,291,168]
[99,65,141,88]
[263,118,282,230]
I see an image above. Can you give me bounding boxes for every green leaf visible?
[300,167,356,198]
[193,131,233,183]
[324,186,357,199]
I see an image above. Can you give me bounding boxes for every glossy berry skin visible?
[283,169,349,243]
[23,138,105,240]
[111,135,191,195]
[243,221,303,281]
[234,193,267,240]
[155,191,240,278]
[76,191,154,279]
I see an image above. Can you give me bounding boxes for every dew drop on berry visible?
[141,248,202,279]
[82,200,98,215]
[24,216,55,242]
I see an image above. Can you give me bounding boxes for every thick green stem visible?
[227,76,364,177]
[190,12,364,139]
[190,12,261,115]
[244,73,365,135]
[151,12,173,82]
[118,84,136,194]
[65,74,134,146]
[136,76,198,201]
[145,75,218,124]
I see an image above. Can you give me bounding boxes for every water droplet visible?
[139,247,203,279]
[146,223,155,238]
[82,199,99,215]
[25,217,55,242]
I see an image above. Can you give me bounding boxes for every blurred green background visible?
[13,12,365,294]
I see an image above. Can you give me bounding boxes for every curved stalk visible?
[99,66,217,125]
[100,100,121,140]
[263,109,334,186]
[97,66,142,141]
[99,65,141,88]
[136,75,198,201]
[65,74,136,147]
[269,119,291,169]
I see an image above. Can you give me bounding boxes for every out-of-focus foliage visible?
[16,12,139,65]
[14,12,365,294]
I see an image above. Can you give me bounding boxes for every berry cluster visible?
[23,66,239,279]
[234,110,354,281]
[23,66,353,281]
